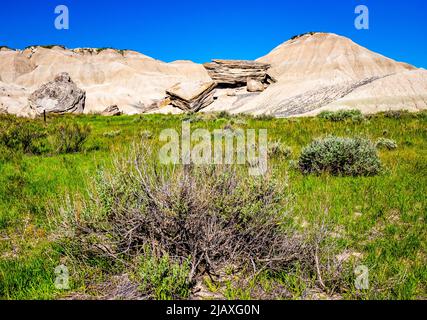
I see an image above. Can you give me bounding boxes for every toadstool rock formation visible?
[203,59,271,86]
[166,81,216,112]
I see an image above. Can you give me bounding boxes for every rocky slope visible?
[1,33,426,117]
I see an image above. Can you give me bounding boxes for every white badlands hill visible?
[1,32,426,117]
[0,46,210,115]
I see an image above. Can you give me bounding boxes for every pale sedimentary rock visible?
[28,72,85,114]
[1,33,427,117]
[247,78,265,92]
[166,81,216,112]
[101,105,122,116]
[203,59,271,86]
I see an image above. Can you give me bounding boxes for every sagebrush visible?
[60,144,316,295]
[298,136,381,176]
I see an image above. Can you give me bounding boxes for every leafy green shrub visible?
[298,136,381,176]
[53,122,91,153]
[376,138,398,150]
[137,247,191,299]
[268,140,292,158]
[216,111,232,119]
[0,144,21,164]
[318,109,363,122]
[254,114,275,121]
[0,117,48,154]
[84,138,106,152]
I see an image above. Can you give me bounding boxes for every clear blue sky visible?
[1,0,426,67]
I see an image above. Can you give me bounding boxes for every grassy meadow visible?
[0,111,426,300]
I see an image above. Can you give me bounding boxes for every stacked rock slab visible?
[203,59,271,86]
[101,105,122,116]
[166,81,216,112]
[28,72,85,114]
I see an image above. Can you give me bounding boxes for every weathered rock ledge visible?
[166,81,216,112]
[203,59,272,86]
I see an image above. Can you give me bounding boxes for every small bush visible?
[290,32,318,41]
[140,130,153,139]
[0,117,48,154]
[298,136,381,176]
[0,144,21,164]
[102,130,121,138]
[137,247,191,299]
[216,111,232,119]
[268,140,292,158]
[383,110,409,119]
[254,114,275,121]
[53,122,91,153]
[376,138,398,150]
[84,138,106,152]
[318,109,363,122]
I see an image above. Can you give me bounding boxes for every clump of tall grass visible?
[268,140,292,158]
[375,138,398,150]
[53,122,91,153]
[136,246,192,300]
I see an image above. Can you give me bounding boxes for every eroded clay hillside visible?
[207,33,427,116]
[0,46,210,115]
[1,32,427,117]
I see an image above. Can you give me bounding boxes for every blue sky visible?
[0,0,426,67]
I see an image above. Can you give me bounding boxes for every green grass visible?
[0,111,426,300]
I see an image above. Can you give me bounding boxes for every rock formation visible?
[203,59,271,86]
[0,33,426,117]
[166,81,216,112]
[28,72,85,114]
[0,82,31,116]
[247,79,265,92]
[204,33,427,116]
[0,46,211,115]
[101,105,122,116]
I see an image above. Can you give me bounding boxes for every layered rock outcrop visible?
[101,105,122,116]
[166,81,216,112]
[203,59,271,86]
